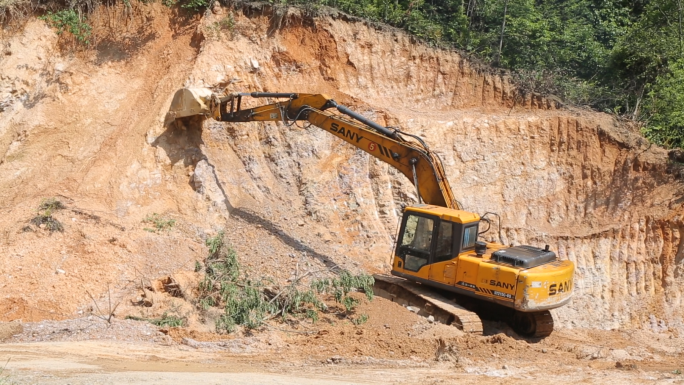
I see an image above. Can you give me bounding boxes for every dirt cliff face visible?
[0,4,682,331]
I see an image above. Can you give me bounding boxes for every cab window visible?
[462,225,478,249]
[398,214,434,271]
[434,221,454,263]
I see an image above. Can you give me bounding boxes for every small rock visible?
[327,355,343,364]
[54,62,66,74]
[384,324,390,329]
[427,315,435,323]
[502,364,509,370]
[542,348,548,353]
[250,59,260,70]
[406,306,420,313]
[55,269,66,274]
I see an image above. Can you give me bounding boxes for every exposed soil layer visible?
[0,0,683,354]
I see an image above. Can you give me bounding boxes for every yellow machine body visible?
[390,205,574,312]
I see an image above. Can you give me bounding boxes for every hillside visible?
[0,3,683,382]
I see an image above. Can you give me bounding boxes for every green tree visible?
[609,0,683,114]
[642,59,684,147]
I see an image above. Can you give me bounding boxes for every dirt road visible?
[1,302,683,385]
[1,336,682,385]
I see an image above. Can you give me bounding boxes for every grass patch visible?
[142,213,176,233]
[30,197,65,233]
[351,314,368,325]
[198,231,374,333]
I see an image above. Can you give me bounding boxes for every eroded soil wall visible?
[0,4,682,331]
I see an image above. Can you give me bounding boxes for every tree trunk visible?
[496,0,509,66]
[633,86,645,121]
[678,0,683,56]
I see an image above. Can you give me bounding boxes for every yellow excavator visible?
[168,89,575,337]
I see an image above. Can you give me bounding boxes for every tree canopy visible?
[282,0,683,148]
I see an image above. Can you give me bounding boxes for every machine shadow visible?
[151,117,339,270]
[230,207,341,271]
[151,117,235,213]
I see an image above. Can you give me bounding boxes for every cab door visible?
[428,221,457,285]
[395,213,437,279]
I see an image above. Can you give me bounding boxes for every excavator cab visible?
[393,205,481,277]
[395,206,479,273]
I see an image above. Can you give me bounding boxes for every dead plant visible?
[85,284,121,324]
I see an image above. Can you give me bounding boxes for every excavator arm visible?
[169,89,460,210]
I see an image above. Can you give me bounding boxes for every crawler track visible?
[513,310,554,338]
[373,275,483,334]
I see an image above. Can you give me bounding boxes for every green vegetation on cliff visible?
[290,0,682,148]
[2,0,682,147]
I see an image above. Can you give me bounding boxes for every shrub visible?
[30,197,65,233]
[181,0,210,12]
[310,270,375,310]
[642,59,684,149]
[206,13,236,40]
[198,231,374,333]
[352,313,368,325]
[39,9,91,45]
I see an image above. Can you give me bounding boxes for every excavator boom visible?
[169,90,460,210]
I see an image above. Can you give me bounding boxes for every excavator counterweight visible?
[168,88,575,338]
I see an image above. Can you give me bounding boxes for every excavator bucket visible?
[166,88,214,122]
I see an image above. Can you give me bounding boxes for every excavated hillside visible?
[1,2,683,339]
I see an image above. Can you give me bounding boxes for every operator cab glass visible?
[399,215,434,271]
[396,212,479,271]
[434,221,454,263]
[462,225,478,249]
